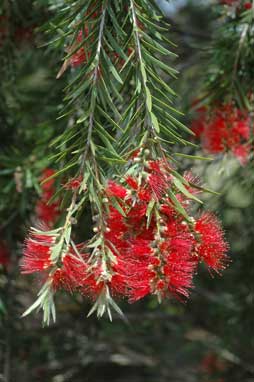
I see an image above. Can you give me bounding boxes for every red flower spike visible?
[194,213,229,273]
[81,275,105,300]
[163,252,196,299]
[147,173,167,199]
[191,103,251,164]
[146,160,171,199]
[161,217,195,258]
[51,268,73,292]
[105,207,128,240]
[80,256,126,300]
[116,239,153,302]
[137,188,151,202]
[106,180,128,199]
[52,247,88,291]
[21,232,56,274]
[125,176,138,190]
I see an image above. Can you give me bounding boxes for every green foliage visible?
[203,5,254,110]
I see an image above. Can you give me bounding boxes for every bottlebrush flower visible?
[158,217,196,299]
[163,251,196,299]
[105,207,129,241]
[123,159,171,204]
[106,180,128,199]
[51,247,88,291]
[81,273,105,299]
[194,213,229,273]
[21,229,89,291]
[125,175,138,190]
[119,233,196,303]
[127,201,149,227]
[51,268,72,291]
[118,239,154,302]
[81,257,127,300]
[146,160,171,199]
[191,103,251,165]
[160,216,195,258]
[21,230,56,274]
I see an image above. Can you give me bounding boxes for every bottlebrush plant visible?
[20,0,229,324]
[191,1,254,164]
[191,103,251,165]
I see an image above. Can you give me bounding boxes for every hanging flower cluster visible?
[191,103,252,165]
[20,1,231,322]
[21,151,229,317]
[35,169,61,227]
